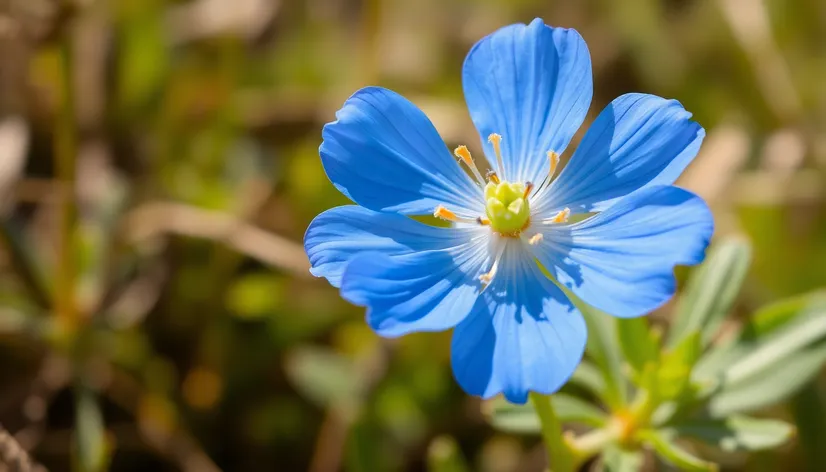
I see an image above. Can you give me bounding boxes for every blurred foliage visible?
[1,0,825,471]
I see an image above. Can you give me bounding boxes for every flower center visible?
[434,133,571,287]
[484,180,531,235]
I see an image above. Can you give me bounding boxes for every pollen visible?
[547,151,560,178]
[434,205,458,221]
[488,133,505,176]
[454,145,473,165]
[547,208,570,224]
[479,263,498,285]
[454,145,486,185]
[528,233,543,245]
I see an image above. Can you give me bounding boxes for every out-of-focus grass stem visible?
[54,16,78,330]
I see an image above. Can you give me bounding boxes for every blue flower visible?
[305,18,713,404]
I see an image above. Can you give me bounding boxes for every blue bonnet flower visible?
[305,18,713,404]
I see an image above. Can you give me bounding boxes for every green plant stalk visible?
[530,392,575,472]
[55,22,78,329]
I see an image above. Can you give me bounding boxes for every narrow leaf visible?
[74,387,109,472]
[709,342,826,417]
[748,291,826,338]
[640,429,717,472]
[669,415,795,452]
[483,393,608,434]
[602,447,644,472]
[725,312,826,385]
[669,239,751,347]
[658,332,702,400]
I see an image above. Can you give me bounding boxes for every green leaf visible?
[708,342,826,417]
[669,415,795,452]
[640,429,717,471]
[669,239,751,347]
[695,292,826,381]
[617,317,659,373]
[483,393,608,434]
[725,312,826,385]
[601,447,644,472]
[74,388,109,472]
[427,435,470,472]
[658,332,702,400]
[694,295,826,415]
[748,291,826,338]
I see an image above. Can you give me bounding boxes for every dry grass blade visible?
[124,202,310,277]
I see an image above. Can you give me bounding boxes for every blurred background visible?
[0,0,825,471]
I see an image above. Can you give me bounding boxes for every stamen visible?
[547,151,560,179]
[434,205,482,225]
[479,262,498,285]
[523,182,534,199]
[487,171,500,184]
[454,145,486,186]
[488,133,505,177]
[542,207,571,224]
[480,242,506,287]
[434,205,457,221]
[528,233,544,245]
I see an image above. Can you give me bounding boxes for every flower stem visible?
[529,392,575,472]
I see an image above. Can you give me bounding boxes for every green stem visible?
[55,18,78,328]
[530,392,574,472]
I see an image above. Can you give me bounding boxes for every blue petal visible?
[533,185,714,318]
[304,205,472,288]
[339,236,490,337]
[537,93,705,215]
[463,18,592,183]
[451,244,587,404]
[320,87,483,215]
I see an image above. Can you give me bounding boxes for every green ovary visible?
[484,180,530,234]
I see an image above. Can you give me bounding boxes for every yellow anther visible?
[434,205,458,222]
[454,145,473,165]
[479,264,498,285]
[547,151,560,179]
[487,171,500,184]
[547,208,571,224]
[523,182,534,199]
[434,205,482,225]
[454,145,486,186]
[528,233,544,245]
[476,217,491,226]
[488,133,505,176]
